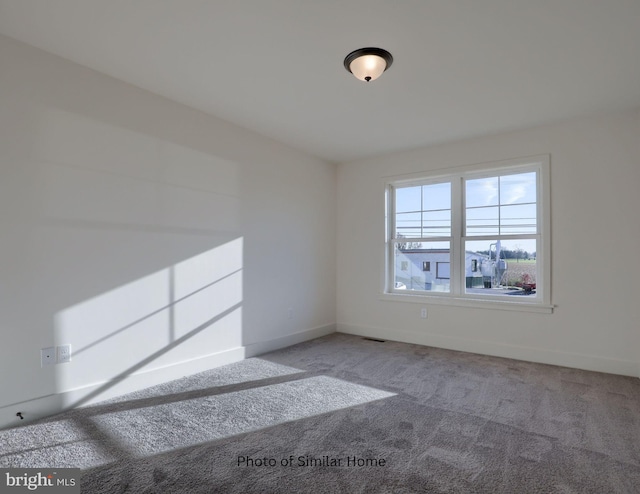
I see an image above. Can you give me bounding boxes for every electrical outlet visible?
[287,308,293,320]
[41,347,56,367]
[420,308,428,319]
[57,344,72,364]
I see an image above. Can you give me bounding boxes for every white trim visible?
[1,324,338,430]
[383,154,550,184]
[540,156,552,306]
[383,184,394,298]
[337,323,638,377]
[0,346,245,430]
[384,154,551,310]
[451,174,462,296]
[379,292,553,313]
[244,323,336,357]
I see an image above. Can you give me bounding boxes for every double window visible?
[386,156,551,311]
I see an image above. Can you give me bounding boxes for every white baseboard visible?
[1,324,338,430]
[0,346,245,430]
[338,322,640,378]
[244,323,336,358]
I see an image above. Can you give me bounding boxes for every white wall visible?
[0,35,336,428]
[337,109,640,377]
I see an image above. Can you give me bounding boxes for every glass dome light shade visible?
[349,54,387,82]
[344,47,393,82]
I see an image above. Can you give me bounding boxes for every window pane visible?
[466,172,537,235]
[500,172,536,205]
[395,186,421,213]
[500,203,537,234]
[466,177,499,208]
[396,182,451,238]
[466,206,499,236]
[464,239,537,297]
[422,182,451,211]
[394,241,450,293]
[422,209,451,236]
[389,161,546,305]
[436,262,450,279]
[395,212,421,238]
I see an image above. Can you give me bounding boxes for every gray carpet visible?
[2,333,640,493]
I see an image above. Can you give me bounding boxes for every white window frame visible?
[382,155,552,313]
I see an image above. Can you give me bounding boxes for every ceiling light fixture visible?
[343,47,393,82]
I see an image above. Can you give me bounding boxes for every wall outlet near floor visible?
[41,347,56,367]
[420,308,428,319]
[57,344,72,364]
[287,308,293,320]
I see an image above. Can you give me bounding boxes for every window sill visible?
[380,292,554,314]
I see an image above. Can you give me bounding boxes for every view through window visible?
[388,157,549,307]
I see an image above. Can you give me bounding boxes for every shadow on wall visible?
[2,45,332,425]
[53,238,245,409]
[0,93,256,429]
[19,105,247,412]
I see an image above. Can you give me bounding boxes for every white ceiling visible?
[1,0,639,163]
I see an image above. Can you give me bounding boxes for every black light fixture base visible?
[343,47,393,74]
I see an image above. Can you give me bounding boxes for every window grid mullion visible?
[451,175,462,296]
[388,185,396,292]
[498,176,502,236]
[387,158,547,306]
[420,185,424,238]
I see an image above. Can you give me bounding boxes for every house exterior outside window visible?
[384,155,552,313]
